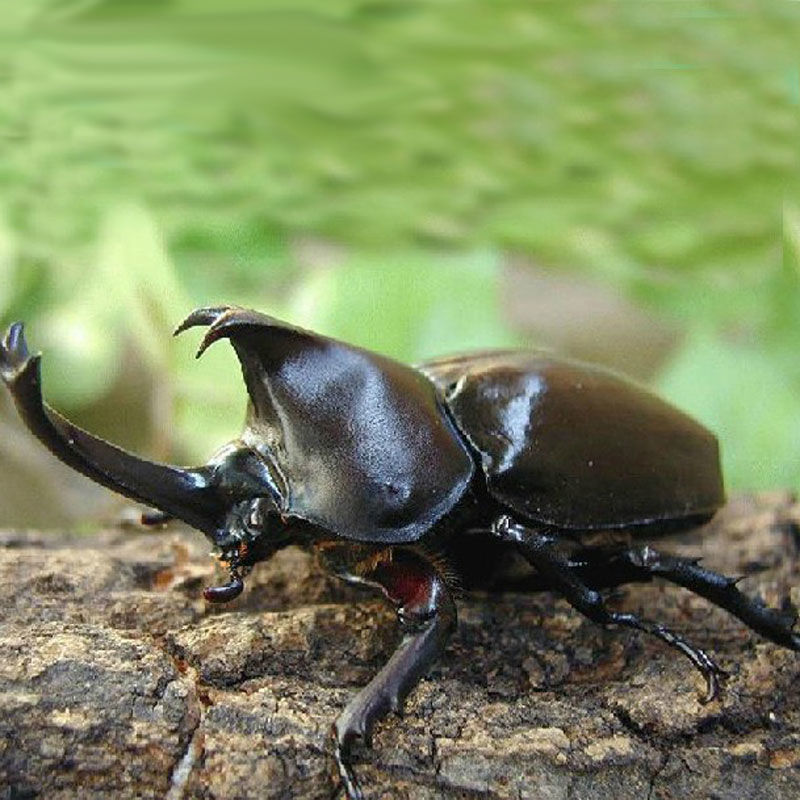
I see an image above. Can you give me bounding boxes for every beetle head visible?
[200,441,296,602]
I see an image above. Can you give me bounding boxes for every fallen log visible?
[1,494,798,799]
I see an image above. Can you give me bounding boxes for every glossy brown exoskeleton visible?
[1,307,797,799]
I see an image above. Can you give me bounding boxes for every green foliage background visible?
[1,0,799,521]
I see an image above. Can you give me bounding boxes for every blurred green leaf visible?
[657,329,800,491]
[1,1,795,287]
[37,302,122,408]
[32,203,184,407]
[0,210,17,318]
[94,203,190,370]
[290,251,520,363]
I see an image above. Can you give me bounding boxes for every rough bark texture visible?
[1,493,799,800]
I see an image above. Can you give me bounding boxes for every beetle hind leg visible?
[611,546,800,651]
[492,516,726,702]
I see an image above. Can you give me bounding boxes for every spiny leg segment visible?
[491,516,728,702]
[561,544,800,651]
[604,546,800,651]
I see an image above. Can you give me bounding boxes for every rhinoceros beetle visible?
[1,306,798,799]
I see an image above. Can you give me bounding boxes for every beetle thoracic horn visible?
[173,306,240,359]
[174,305,306,361]
[0,322,227,536]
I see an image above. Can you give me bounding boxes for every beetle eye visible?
[248,505,263,530]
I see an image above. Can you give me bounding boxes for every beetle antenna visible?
[203,571,245,603]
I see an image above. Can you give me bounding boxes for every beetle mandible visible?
[1,306,798,799]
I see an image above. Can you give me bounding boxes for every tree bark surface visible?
[1,493,799,800]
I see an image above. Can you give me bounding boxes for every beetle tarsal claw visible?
[699,662,728,704]
[331,726,364,800]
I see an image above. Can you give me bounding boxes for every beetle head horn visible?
[0,321,239,538]
[174,305,302,361]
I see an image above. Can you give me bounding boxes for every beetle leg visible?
[606,546,800,652]
[329,548,456,800]
[492,516,725,702]
[554,545,800,652]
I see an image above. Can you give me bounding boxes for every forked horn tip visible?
[173,306,232,338]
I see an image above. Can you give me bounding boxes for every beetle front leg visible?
[328,548,456,800]
[492,516,726,702]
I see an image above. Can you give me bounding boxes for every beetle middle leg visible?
[320,546,456,800]
[491,516,726,701]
